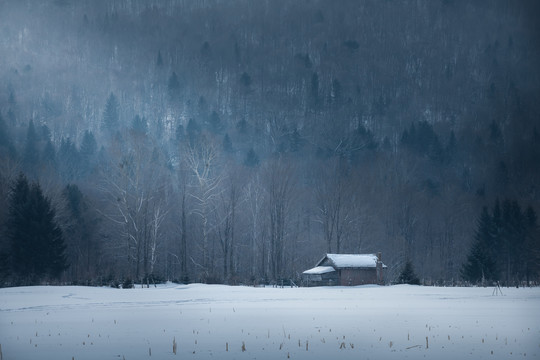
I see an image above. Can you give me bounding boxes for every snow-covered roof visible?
[318,254,385,268]
[302,266,336,275]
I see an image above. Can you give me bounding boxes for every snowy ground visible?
[1,284,539,360]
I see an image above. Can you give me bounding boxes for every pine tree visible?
[80,130,97,159]
[461,207,498,284]
[6,174,68,283]
[186,118,200,146]
[223,133,233,153]
[208,111,223,134]
[42,139,57,172]
[62,184,98,281]
[101,92,119,132]
[168,72,180,96]
[131,115,148,136]
[240,72,252,88]
[6,174,31,280]
[244,148,259,167]
[23,120,39,172]
[58,138,81,182]
[397,260,420,285]
[524,206,539,285]
[79,130,97,177]
[0,114,16,159]
[156,50,164,67]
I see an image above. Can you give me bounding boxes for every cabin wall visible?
[339,268,378,286]
[303,272,338,287]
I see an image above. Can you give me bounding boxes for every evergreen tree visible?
[244,148,259,167]
[524,206,539,285]
[175,124,185,142]
[58,138,81,182]
[461,207,498,284]
[6,174,30,279]
[397,260,420,285]
[240,72,252,88]
[23,120,39,172]
[79,130,97,160]
[444,130,457,163]
[156,50,164,67]
[186,118,201,146]
[131,115,148,135]
[401,121,443,162]
[236,118,248,135]
[62,184,98,281]
[0,114,16,159]
[6,174,68,283]
[208,111,223,134]
[223,133,233,153]
[79,130,97,176]
[101,92,119,132]
[42,139,57,170]
[168,72,180,95]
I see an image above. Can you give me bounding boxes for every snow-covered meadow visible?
[1,284,539,360]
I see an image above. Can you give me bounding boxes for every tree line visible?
[0,0,539,286]
[462,200,540,286]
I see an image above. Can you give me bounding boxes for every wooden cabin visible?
[302,253,386,286]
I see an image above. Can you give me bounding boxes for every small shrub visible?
[122,278,134,289]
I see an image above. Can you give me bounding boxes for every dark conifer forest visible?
[0,0,539,286]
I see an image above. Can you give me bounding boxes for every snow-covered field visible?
[1,284,539,360]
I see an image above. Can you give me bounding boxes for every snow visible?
[302,266,336,275]
[1,284,539,360]
[322,253,381,268]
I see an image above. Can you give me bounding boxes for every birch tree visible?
[184,134,223,279]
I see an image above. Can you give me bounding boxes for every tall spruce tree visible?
[461,207,498,284]
[23,120,39,173]
[79,130,97,176]
[6,174,68,284]
[58,138,81,182]
[101,92,119,133]
[398,260,420,285]
[524,206,539,285]
[62,184,98,281]
[0,113,16,159]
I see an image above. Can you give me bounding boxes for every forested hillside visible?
[1,0,539,286]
